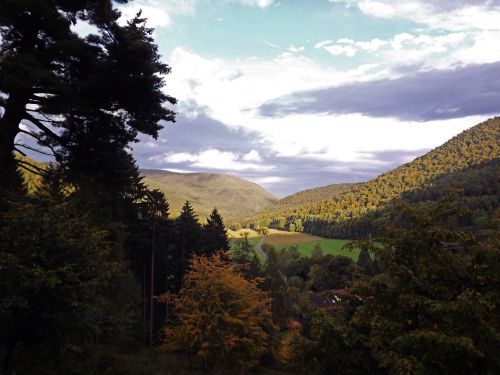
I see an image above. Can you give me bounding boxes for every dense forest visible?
[270,183,355,211]
[1,1,499,374]
[248,118,500,239]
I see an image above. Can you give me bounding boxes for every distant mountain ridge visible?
[249,117,500,238]
[141,169,278,221]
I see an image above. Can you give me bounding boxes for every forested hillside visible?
[142,169,277,220]
[272,183,355,210]
[250,117,500,238]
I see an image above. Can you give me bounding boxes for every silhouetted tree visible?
[176,201,202,288]
[202,208,229,256]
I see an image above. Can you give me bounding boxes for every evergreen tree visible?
[202,208,230,256]
[176,201,202,289]
[0,1,176,192]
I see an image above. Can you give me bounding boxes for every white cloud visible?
[356,1,500,31]
[324,44,357,57]
[355,38,388,52]
[288,44,305,53]
[229,0,274,8]
[315,40,333,49]
[151,149,274,171]
[243,149,263,162]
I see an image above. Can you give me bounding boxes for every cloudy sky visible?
[119,0,500,196]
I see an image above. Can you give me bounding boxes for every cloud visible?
[260,61,500,121]
[315,40,333,49]
[151,149,274,171]
[288,44,305,53]
[228,0,274,8]
[314,32,468,68]
[324,44,357,57]
[243,150,263,162]
[356,1,500,31]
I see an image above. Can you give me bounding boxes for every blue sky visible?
[115,0,500,196]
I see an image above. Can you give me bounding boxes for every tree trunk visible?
[0,91,28,192]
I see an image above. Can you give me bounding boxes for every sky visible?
[114,1,500,195]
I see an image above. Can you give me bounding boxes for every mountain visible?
[249,117,500,238]
[141,170,278,221]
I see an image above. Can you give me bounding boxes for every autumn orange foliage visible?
[162,252,276,373]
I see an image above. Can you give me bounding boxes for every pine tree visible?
[176,201,202,288]
[0,1,176,192]
[202,208,229,256]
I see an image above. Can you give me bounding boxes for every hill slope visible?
[271,183,355,211]
[250,117,500,238]
[141,170,278,221]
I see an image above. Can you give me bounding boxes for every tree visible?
[162,253,276,373]
[202,208,229,256]
[0,1,176,191]
[176,201,202,288]
[0,191,139,373]
[308,255,356,291]
[349,202,500,374]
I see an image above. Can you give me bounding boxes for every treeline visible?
[245,118,500,239]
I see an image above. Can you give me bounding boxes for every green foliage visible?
[0,192,139,369]
[308,255,356,291]
[349,202,500,374]
[0,0,176,191]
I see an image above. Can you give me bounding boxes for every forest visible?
[1,1,499,374]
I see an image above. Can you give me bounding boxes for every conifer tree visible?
[0,0,176,192]
[202,208,230,256]
[176,201,202,288]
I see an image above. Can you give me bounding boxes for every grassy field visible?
[276,239,360,261]
[229,229,361,261]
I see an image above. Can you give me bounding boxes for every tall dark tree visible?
[202,208,230,256]
[0,0,176,192]
[176,201,202,288]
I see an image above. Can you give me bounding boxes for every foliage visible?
[0,191,139,371]
[348,202,500,374]
[0,0,176,191]
[162,253,276,373]
[308,255,356,291]
[202,208,230,256]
